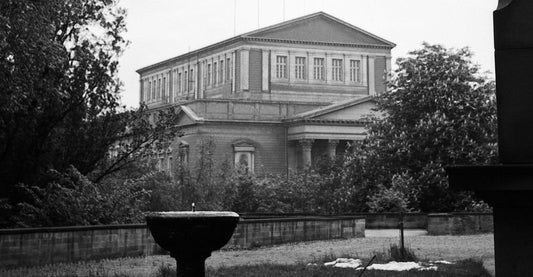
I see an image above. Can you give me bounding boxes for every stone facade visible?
[136,12,395,174]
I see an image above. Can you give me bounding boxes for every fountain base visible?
[146,211,240,277]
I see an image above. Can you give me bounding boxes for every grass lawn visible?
[0,233,494,277]
[205,260,490,277]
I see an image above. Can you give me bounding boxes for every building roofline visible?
[136,11,395,74]
[244,11,395,48]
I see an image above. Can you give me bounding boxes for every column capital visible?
[328,139,340,146]
[299,139,314,150]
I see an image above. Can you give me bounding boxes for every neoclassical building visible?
[136,12,395,174]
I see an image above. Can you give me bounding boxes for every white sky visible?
[117,0,499,108]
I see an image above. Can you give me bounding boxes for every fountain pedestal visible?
[446,0,533,276]
[146,211,240,277]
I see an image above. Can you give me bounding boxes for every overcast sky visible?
[118,0,499,108]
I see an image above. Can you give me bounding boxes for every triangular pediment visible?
[246,12,394,47]
[285,96,378,122]
[314,100,377,121]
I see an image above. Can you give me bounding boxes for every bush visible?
[6,166,150,227]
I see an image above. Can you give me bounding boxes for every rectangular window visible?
[207,64,211,86]
[148,81,152,100]
[162,77,166,98]
[173,70,177,97]
[219,60,224,84]
[276,56,287,79]
[226,58,231,81]
[313,58,325,80]
[350,60,361,83]
[189,69,194,91]
[184,71,188,92]
[177,72,182,95]
[332,59,343,81]
[152,79,156,99]
[295,57,306,80]
[179,145,189,165]
[213,62,218,85]
[157,78,161,98]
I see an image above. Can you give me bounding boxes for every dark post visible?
[446,1,533,276]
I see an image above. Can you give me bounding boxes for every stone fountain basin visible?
[146,211,240,258]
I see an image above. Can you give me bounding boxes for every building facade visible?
[136,12,395,174]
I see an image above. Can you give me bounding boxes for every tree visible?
[0,0,177,203]
[346,43,498,212]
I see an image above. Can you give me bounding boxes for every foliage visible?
[0,0,176,197]
[0,0,180,227]
[152,138,350,214]
[345,43,498,212]
[6,166,150,227]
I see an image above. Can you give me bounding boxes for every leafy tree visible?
[0,0,177,203]
[347,43,497,212]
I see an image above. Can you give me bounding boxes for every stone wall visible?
[242,213,428,229]
[0,224,163,268]
[0,216,364,268]
[427,213,493,235]
[363,213,428,229]
[227,216,365,249]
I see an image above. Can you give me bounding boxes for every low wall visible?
[363,213,427,229]
[427,213,493,235]
[0,224,163,268]
[240,213,428,229]
[0,215,365,268]
[226,216,365,248]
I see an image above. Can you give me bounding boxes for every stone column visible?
[299,139,314,167]
[327,140,339,159]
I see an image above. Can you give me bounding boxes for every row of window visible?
[275,56,362,83]
[154,145,254,176]
[143,68,196,103]
[143,56,234,103]
[204,57,232,87]
[143,76,168,102]
[142,54,364,102]
[155,145,190,176]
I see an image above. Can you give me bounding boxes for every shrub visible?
[9,166,150,227]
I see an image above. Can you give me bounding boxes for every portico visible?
[284,96,376,169]
[288,121,366,168]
